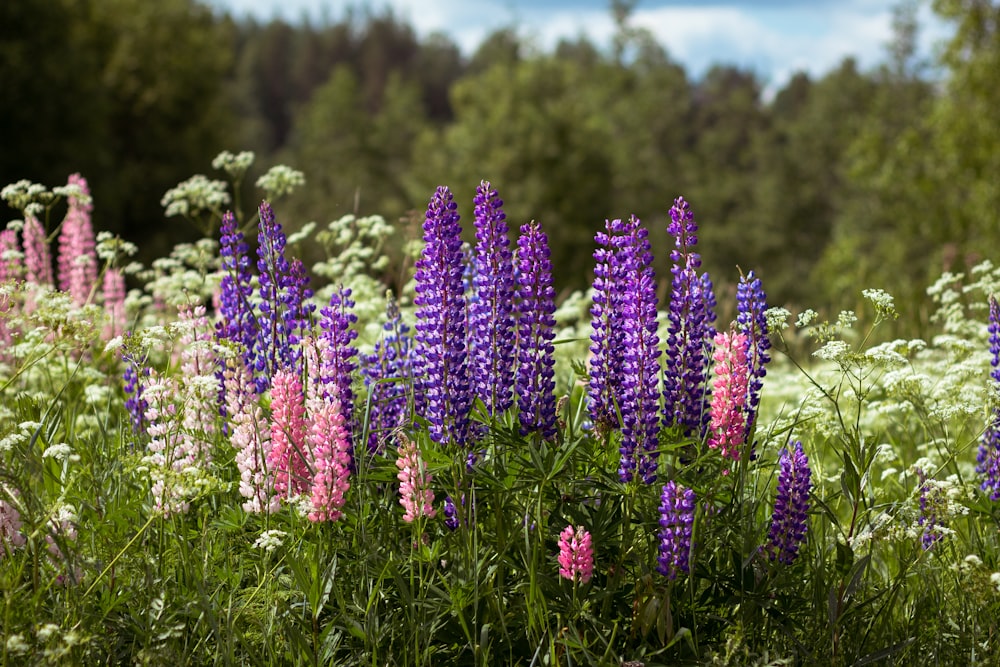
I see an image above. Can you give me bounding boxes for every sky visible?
[208,0,951,96]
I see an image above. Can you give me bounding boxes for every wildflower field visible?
[2,154,1000,666]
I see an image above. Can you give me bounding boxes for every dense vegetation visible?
[3,0,999,317]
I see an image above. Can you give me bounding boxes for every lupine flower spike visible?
[396,435,436,522]
[307,393,352,522]
[977,296,1000,500]
[708,330,750,471]
[558,525,595,584]
[617,216,662,483]
[469,181,516,418]
[362,295,413,453]
[515,221,558,440]
[662,197,716,438]
[657,480,696,579]
[588,217,630,432]
[736,271,770,449]
[268,368,309,498]
[58,173,98,306]
[767,441,812,564]
[412,186,473,449]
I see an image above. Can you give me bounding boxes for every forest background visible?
[2,0,998,327]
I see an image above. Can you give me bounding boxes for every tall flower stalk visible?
[978,295,1000,500]
[515,221,557,440]
[318,286,358,451]
[362,296,412,453]
[708,330,750,469]
[736,271,770,447]
[396,435,436,523]
[662,197,716,439]
[307,393,351,522]
[58,174,98,306]
[588,218,631,432]
[767,441,812,564]
[412,186,472,449]
[268,368,309,499]
[469,181,515,418]
[657,480,696,580]
[617,216,662,483]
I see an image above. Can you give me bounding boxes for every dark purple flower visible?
[657,480,696,579]
[662,197,716,439]
[616,216,662,483]
[588,217,633,432]
[514,221,558,440]
[978,296,1000,500]
[767,441,811,564]
[468,181,516,418]
[443,495,459,531]
[362,296,412,453]
[413,186,473,449]
[736,271,771,449]
[217,211,259,365]
[318,286,359,443]
[255,202,314,390]
[121,340,150,436]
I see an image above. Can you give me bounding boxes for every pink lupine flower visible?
[307,394,351,522]
[396,435,435,522]
[1,487,27,558]
[23,214,53,287]
[268,368,309,498]
[58,173,98,306]
[102,267,127,340]
[224,357,277,513]
[178,305,217,463]
[558,524,595,584]
[0,229,21,283]
[708,331,750,469]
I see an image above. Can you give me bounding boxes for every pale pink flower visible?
[58,173,98,306]
[224,358,277,513]
[396,436,435,522]
[23,214,53,287]
[307,394,351,522]
[268,368,309,498]
[0,228,23,283]
[102,267,126,340]
[0,487,27,558]
[708,331,750,469]
[558,524,595,584]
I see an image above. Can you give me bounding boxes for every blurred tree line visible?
[2,0,999,320]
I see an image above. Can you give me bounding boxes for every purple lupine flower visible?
[318,286,359,452]
[736,271,770,449]
[657,480,696,579]
[121,333,150,436]
[443,495,459,531]
[662,197,716,438]
[617,216,662,483]
[767,441,811,564]
[217,211,260,369]
[412,186,473,449]
[362,296,412,453]
[515,221,557,440]
[588,218,632,432]
[977,296,1000,500]
[915,468,946,550]
[255,202,314,391]
[468,181,516,418]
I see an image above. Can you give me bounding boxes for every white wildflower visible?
[764,306,791,331]
[212,150,255,179]
[862,288,898,319]
[253,529,287,553]
[5,634,29,655]
[796,309,818,328]
[42,443,73,461]
[256,164,305,199]
[37,623,60,642]
[991,572,1000,593]
[813,340,851,362]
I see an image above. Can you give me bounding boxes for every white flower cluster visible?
[256,164,305,199]
[212,150,255,180]
[160,174,231,218]
[253,529,288,552]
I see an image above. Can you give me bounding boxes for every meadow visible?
[1,153,999,666]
